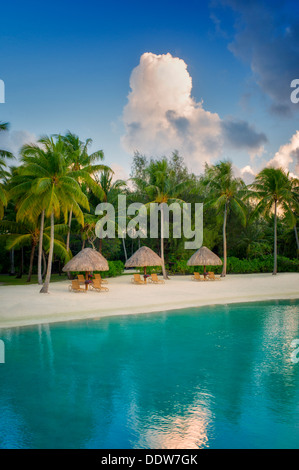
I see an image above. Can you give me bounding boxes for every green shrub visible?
[213,255,299,274]
[167,260,194,275]
[101,260,124,278]
[71,255,299,277]
[166,255,299,275]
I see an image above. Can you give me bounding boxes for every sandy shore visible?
[0,272,298,329]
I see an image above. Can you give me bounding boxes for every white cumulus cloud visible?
[121,52,267,174]
[267,130,299,177]
[121,52,222,172]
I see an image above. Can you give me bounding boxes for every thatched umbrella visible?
[63,248,109,287]
[187,246,222,276]
[125,246,162,282]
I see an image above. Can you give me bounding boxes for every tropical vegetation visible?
[0,123,298,291]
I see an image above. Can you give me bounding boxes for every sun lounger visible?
[69,280,86,293]
[94,273,108,284]
[207,271,221,281]
[191,272,206,281]
[131,273,146,284]
[77,274,86,285]
[148,273,165,284]
[90,279,109,292]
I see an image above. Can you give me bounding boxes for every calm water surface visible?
[0,299,299,449]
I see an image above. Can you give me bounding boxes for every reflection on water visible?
[0,299,299,449]
[132,393,214,449]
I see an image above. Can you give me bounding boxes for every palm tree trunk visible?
[122,236,127,262]
[273,200,277,275]
[42,249,47,278]
[66,207,72,251]
[27,242,36,282]
[40,211,54,293]
[161,204,169,280]
[10,249,15,275]
[66,207,72,279]
[16,247,23,278]
[37,209,44,285]
[221,202,228,277]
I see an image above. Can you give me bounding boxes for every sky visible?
[0,0,299,182]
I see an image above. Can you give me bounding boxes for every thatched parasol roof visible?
[125,246,162,267]
[63,248,109,272]
[187,246,222,266]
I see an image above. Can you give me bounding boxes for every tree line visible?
[0,122,298,291]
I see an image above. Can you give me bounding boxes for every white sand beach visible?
[0,272,298,329]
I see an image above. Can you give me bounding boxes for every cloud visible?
[267,130,299,176]
[232,163,256,184]
[213,0,299,116]
[121,52,222,172]
[234,130,299,181]
[241,165,255,176]
[221,118,268,149]
[122,52,266,172]
[110,163,130,183]
[209,12,229,38]
[0,129,36,161]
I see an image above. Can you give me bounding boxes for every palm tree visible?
[0,166,9,220]
[134,158,186,280]
[0,122,14,160]
[250,168,298,274]
[19,135,89,292]
[203,161,246,277]
[92,168,127,258]
[8,164,46,282]
[0,122,14,219]
[1,220,68,282]
[235,208,272,259]
[285,176,299,254]
[79,213,98,250]
[61,132,109,256]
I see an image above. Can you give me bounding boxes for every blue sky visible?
[1,0,299,180]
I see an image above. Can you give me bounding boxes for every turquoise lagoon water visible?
[0,299,299,449]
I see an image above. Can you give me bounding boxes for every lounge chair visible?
[207,271,221,281]
[148,273,165,284]
[77,274,86,285]
[69,280,86,293]
[90,279,109,292]
[94,273,108,284]
[131,273,146,284]
[191,272,206,281]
